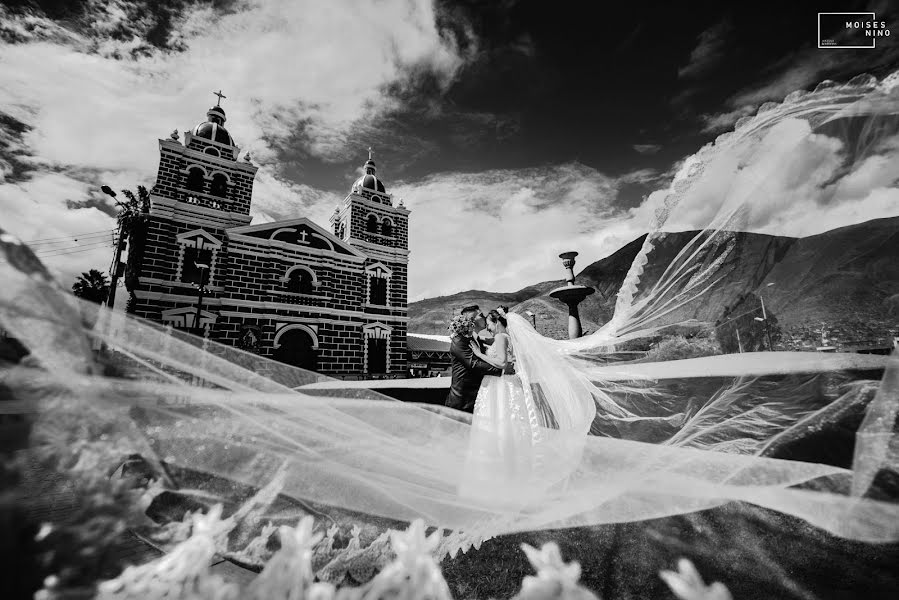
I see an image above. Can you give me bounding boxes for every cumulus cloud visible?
[0,0,471,285]
[394,163,649,300]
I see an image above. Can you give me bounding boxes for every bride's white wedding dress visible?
[460,332,547,505]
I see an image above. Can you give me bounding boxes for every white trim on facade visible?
[217,311,363,326]
[220,297,409,322]
[362,322,393,374]
[228,217,365,259]
[273,323,320,349]
[346,237,410,258]
[345,192,411,216]
[137,276,224,293]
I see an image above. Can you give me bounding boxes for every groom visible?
[445,305,504,413]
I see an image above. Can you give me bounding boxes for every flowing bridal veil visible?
[2,69,899,557]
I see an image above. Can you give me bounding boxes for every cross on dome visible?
[213,90,227,107]
[368,146,373,160]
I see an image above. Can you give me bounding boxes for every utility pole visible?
[101,186,125,310]
[736,328,743,353]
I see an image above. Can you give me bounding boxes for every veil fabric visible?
[2,69,899,548]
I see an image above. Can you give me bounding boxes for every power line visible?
[37,241,114,257]
[28,231,116,247]
[23,229,116,244]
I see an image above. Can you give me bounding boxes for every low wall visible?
[298,376,451,404]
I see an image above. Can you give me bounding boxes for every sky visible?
[1,0,898,301]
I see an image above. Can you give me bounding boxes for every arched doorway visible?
[273,327,318,371]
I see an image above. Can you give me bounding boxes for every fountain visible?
[549,251,594,339]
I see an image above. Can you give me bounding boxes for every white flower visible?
[388,519,442,568]
[659,559,733,600]
[361,519,451,600]
[515,543,599,600]
[246,515,325,600]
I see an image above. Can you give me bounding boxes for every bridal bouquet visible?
[447,315,476,338]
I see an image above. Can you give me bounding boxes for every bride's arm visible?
[470,335,508,369]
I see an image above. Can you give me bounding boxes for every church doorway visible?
[367,337,387,374]
[273,328,318,371]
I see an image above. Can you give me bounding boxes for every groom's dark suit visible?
[445,334,502,413]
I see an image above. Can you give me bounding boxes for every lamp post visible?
[549,251,595,339]
[753,282,775,350]
[525,310,537,329]
[193,263,210,336]
[101,185,126,310]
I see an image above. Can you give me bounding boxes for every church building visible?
[127,93,410,377]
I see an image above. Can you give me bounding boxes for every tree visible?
[114,185,151,312]
[716,292,784,353]
[72,269,110,304]
[115,185,150,232]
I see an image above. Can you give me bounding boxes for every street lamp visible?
[756,282,775,350]
[193,263,210,336]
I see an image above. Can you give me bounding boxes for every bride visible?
[459,306,595,506]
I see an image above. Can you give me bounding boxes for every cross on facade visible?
[298,230,308,243]
[213,90,227,106]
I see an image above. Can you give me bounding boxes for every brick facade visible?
[128,102,409,378]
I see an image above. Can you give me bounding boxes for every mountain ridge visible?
[409,217,899,348]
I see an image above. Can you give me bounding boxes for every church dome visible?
[193,105,235,146]
[354,173,386,193]
[352,149,387,194]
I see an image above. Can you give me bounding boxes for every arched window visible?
[367,214,378,233]
[204,147,220,157]
[338,223,346,239]
[381,218,393,237]
[286,268,314,295]
[210,174,228,198]
[186,167,205,192]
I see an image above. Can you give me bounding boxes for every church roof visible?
[227,217,367,259]
[193,121,235,145]
[354,173,386,193]
[407,333,451,353]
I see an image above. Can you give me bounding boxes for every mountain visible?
[408,217,899,348]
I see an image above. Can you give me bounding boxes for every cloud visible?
[394,163,651,300]
[629,118,899,243]
[678,20,730,79]
[632,144,662,155]
[699,105,757,134]
[0,0,472,285]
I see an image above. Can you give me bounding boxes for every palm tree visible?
[72,269,110,304]
[115,186,150,233]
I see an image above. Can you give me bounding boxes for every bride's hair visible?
[487,305,509,328]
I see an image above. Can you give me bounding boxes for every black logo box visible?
[819,12,886,48]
